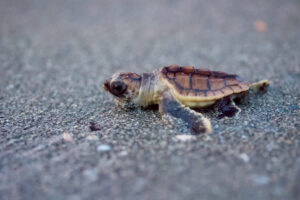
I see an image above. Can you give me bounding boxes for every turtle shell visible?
[161,65,249,101]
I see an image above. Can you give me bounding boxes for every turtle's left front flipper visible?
[159,91,212,134]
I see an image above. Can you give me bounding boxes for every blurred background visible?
[0,0,299,200]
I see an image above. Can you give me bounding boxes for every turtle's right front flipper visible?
[159,91,212,134]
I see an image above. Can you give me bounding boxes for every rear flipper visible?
[217,96,241,119]
[159,91,212,134]
[217,80,270,119]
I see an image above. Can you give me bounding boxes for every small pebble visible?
[119,151,128,157]
[249,174,270,185]
[86,135,99,141]
[83,169,98,182]
[63,132,73,142]
[239,153,250,163]
[97,144,111,152]
[7,84,14,89]
[174,135,196,142]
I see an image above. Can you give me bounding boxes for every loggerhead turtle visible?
[103,65,269,134]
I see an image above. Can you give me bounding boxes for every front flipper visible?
[159,92,212,134]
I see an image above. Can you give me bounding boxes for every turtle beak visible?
[103,79,110,92]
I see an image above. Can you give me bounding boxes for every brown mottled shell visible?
[161,65,249,100]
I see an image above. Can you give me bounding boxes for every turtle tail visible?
[250,80,270,92]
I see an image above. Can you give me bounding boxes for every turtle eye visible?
[111,81,127,96]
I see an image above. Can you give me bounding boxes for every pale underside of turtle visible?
[103,65,270,134]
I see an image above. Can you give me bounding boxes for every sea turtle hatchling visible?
[103,65,269,134]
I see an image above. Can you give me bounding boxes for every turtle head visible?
[103,72,142,107]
